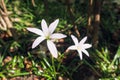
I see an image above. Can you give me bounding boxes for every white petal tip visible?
[79,56,83,60]
[90,44,92,47]
[32,44,35,49]
[83,36,87,41]
[71,35,74,37]
[42,19,45,21]
[53,55,58,58]
[80,58,82,60]
[26,28,31,30]
[64,35,67,38]
[86,54,89,57]
[56,19,59,22]
[52,52,58,58]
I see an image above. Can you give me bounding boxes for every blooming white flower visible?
[27,19,67,58]
[68,35,92,60]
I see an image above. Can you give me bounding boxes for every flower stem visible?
[51,56,57,79]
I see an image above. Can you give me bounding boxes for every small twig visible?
[0,15,7,30]
[1,0,8,14]
[66,0,75,20]
[31,0,36,7]
[43,0,49,14]
[0,0,13,37]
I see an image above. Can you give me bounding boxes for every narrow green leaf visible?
[110,46,120,67]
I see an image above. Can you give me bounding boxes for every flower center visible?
[45,32,51,40]
[77,46,80,50]
[46,35,50,40]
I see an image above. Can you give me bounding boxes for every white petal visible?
[27,28,44,36]
[83,44,92,49]
[71,35,79,45]
[49,19,59,34]
[68,45,77,50]
[32,37,45,48]
[50,33,67,39]
[41,19,49,35]
[79,36,87,44]
[47,40,58,58]
[77,50,83,60]
[82,49,89,57]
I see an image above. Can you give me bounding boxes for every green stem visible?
[51,56,57,80]
[9,72,30,77]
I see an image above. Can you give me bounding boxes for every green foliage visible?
[101,1,120,32]
[88,46,120,79]
[0,0,120,79]
[0,55,29,78]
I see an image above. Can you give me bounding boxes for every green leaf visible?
[110,46,120,66]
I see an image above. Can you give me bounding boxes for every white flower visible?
[68,35,92,60]
[27,19,67,58]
